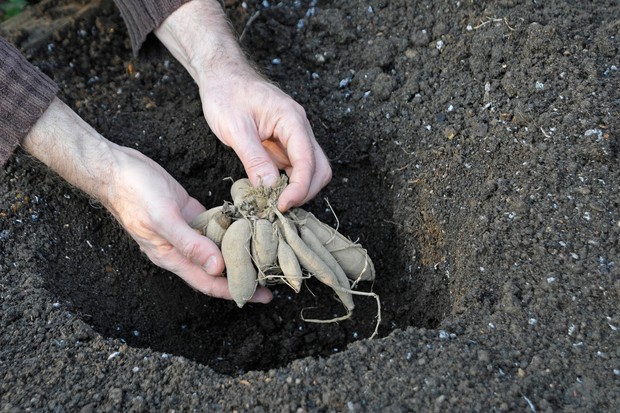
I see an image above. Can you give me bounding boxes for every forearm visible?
[21,97,118,203]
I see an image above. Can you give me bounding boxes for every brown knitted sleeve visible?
[0,37,58,167]
[112,0,190,56]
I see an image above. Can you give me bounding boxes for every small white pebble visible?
[107,351,121,361]
[339,77,351,88]
[132,367,140,373]
[568,324,576,336]
[584,129,603,139]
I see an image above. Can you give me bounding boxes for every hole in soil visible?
[25,0,451,375]
[41,162,450,375]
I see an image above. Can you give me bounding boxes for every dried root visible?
[190,176,380,337]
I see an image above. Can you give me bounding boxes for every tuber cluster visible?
[189,176,378,329]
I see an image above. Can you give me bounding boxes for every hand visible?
[199,66,332,211]
[155,0,332,211]
[22,98,273,303]
[102,146,273,303]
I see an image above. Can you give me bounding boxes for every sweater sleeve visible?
[0,37,58,167]
[112,0,190,56]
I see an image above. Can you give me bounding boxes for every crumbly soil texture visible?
[1,0,619,411]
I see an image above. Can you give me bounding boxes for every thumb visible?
[230,125,280,188]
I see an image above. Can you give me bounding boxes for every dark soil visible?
[1,0,619,411]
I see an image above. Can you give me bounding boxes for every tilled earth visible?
[1,0,619,411]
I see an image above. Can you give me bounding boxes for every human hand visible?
[22,98,272,303]
[199,66,332,211]
[155,0,332,211]
[102,146,273,303]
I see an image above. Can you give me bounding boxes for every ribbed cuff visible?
[113,0,190,56]
[0,37,58,167]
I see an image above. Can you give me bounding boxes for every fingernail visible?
[203,256,219,275]
[262,174,277,187]
[278,199,291,212]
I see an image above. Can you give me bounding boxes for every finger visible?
[248,286,273,304]
[277,137,333,211]
[145,242,273,302]
[172,254,273,303]
[230,119,280,187]
[273,130,316,211]
[172,259,233,299]
[179,263,273,304]
[282,150,332,207]
[159,213,225,276]
[180,196,207,223]
[262,138,291,169]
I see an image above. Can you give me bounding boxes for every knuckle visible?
[245,155,272,172]
[292,101,307,117]
[181,240,202,262]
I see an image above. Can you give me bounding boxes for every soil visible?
[1,0,619,411]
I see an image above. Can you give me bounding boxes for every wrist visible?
[154,0,250,83]
[22,98,118,204]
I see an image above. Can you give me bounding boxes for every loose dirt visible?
[1,0,618,411]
